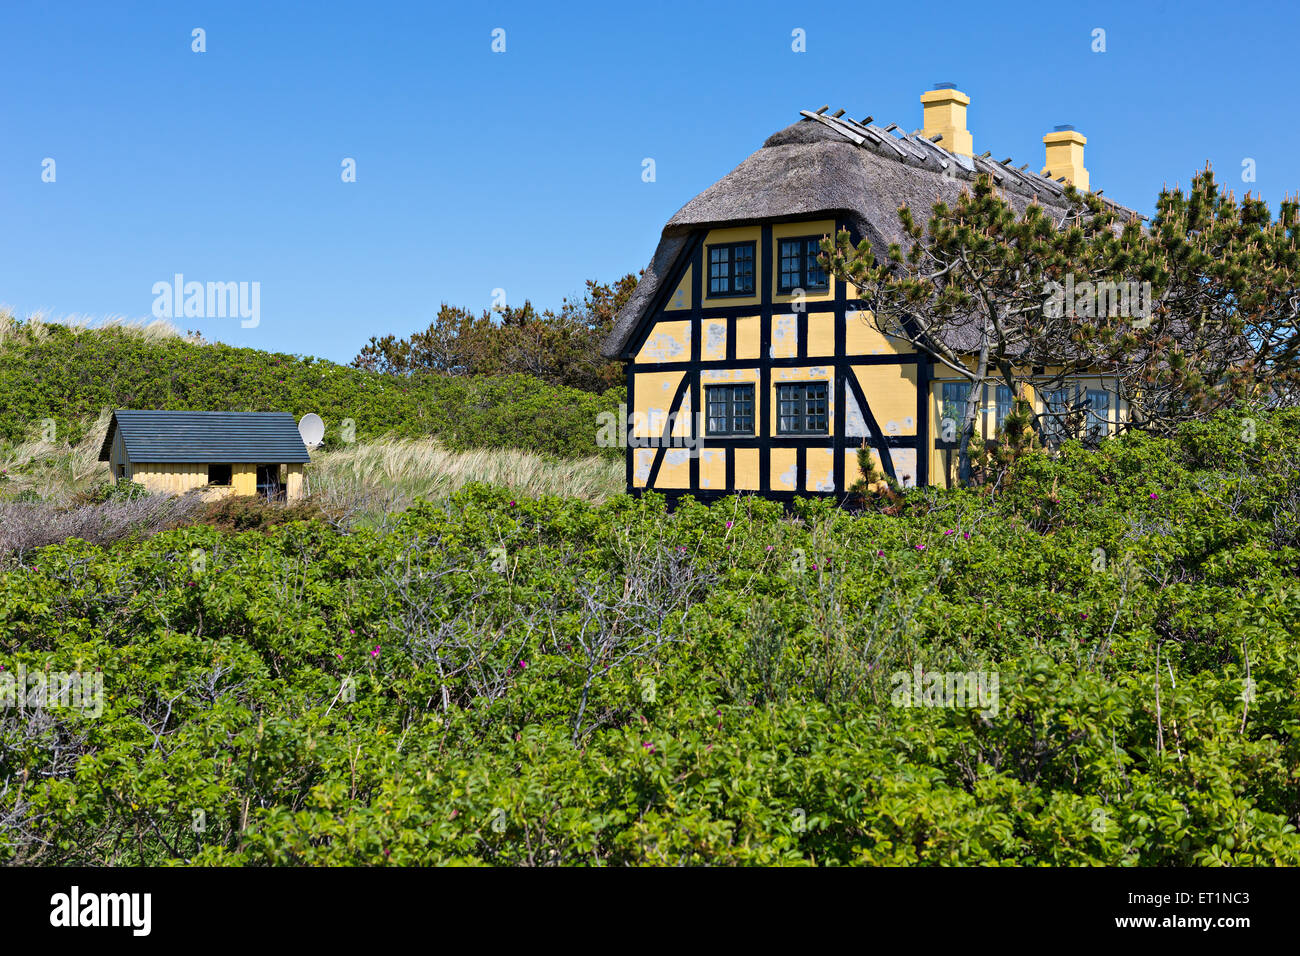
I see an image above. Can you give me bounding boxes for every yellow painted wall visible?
[286,464,305,502]
[656,449,692,489]
[128,461,304,500]
[807,313,836,357]
[631,370,688,440]
[769,448,798,491]
[700,366,760,389]
[665,265,693,311]
[733,447,760,490]
[632,448,656,489]
[851,364,918,436]
[846,309,913,355]
[805,447,836,492]
[735,316,761,360]
[635,319,691,363]
[770,313,798,359]
[699,448,727,491]
[625,217,1137,498]
[232,463,258,496]
[131,462,212,496]
[701,318,727,360]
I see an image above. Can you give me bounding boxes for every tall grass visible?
[0,406,625,531]
[0,307,191,347]
[308,438,623,524]
[0,409,111,501]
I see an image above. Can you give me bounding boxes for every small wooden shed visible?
[98,410,311,501]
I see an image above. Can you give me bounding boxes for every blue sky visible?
[2,0,1296,363]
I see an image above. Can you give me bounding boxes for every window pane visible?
[995,385,1012,428]
[1085,389,1110,437]
[941,382,967,418]
[804,239,828,289]
[709,247,729,295]
[734,245,754,294]
[779,240,801,290]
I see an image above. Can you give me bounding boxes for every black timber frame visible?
[622,217,933,503]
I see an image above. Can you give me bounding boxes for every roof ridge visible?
[798,106,1142,219]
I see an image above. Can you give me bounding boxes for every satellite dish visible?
[298,413,325,449]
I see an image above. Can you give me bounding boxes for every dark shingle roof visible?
[603,109,1143,358]
[98,410,311,464]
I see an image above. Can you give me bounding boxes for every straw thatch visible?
[604,112,1140,358]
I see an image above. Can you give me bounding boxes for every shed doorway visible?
[256,465,285,502]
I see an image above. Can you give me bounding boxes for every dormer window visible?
[777,237,829,293]
[707,242,756,297]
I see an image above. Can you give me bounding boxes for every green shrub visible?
[0,321,623,459]
[1,410,1298,865]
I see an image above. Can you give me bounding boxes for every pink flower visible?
[765,545,774,551]
[726,520,733,529]
[962,532,971,540]
[1149,493,1159,500]
[876,550,884,557]
[915,544,926,551]
[371,645,381,658]
[518,660,528,670]
[943,529,955,536]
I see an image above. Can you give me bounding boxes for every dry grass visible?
[0,306,194,348]
[0,409,112,501]
[307,438,623,525]
[0,405,623,533]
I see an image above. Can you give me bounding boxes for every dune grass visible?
[0,401,624,529]
[0,307,193,348]
[0,409,111,501]
[307,437,623,525]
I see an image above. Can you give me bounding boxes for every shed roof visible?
[603,109,1142,358]
[98,410,311,464]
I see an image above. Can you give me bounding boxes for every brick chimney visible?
[1042,125,1089,191]
[920,83,973,157]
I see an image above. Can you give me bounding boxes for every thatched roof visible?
[604,110,1141,358]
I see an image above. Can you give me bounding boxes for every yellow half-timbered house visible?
[603,85,1138,500]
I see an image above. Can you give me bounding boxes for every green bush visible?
[1,408,1298,865]
[0,322,622,459]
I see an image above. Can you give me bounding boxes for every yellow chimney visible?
[1042,125,1089,191]
[920,83,973,157]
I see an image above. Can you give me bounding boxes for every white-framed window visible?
[1084,388,1111,440]
[994,385,1014,431]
